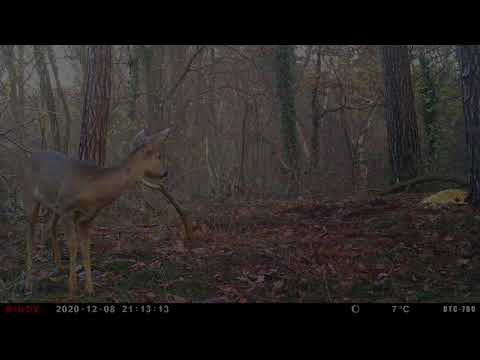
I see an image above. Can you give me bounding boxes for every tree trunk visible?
[142,45,165,131]
[339,99,356,191]
[77,45,88,99]
[380,45,422,183]
[239,100,249,191]
[356,103,378,191]
[193,45,204,194]
[310,45,322,170]
[419,49,440,172]
[46,45,73,155]
[457,45,480,207]
[78,45,112,166]
[142,45,154,129]
[208,47,218,134]
[127,45,141,125]
[1,46,19,124]
[17,45,26,141]
[171,45,187,127]
[33,45,61,152]
[275,45,299,191]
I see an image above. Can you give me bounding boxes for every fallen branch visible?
[141,179,193,247]
[378,175,469,196]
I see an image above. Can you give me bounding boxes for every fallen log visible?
[376,175,469,196]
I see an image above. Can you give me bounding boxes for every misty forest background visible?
[1,45,480,303]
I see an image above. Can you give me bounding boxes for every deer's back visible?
[24,151,100,207]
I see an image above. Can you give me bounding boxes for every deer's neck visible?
[87,157,144,205]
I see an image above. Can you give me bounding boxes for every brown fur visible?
[22,128,170,297]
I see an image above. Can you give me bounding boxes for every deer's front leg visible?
[64,217,78,298]
[25,202,40,295]
[48,214,62,270]
[78,220,94,295]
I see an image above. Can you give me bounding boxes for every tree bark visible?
[171,46,187,127]
[1,46,19,124]
[17,45,26,141]
[127,45,141,125]
[380,45,422,183]
[275,45,299,190]
[356,102,378,191]
[418,49,440,172]
[457,45,480,207]
[33,45,61,152]
[239,100,249,191]
[142,45,165,131]
[78,45,112,166]
[46,45,73,155]
[77,45,88,99]
[310,45,322,170]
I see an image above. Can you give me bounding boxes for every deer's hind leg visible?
[48,213,62,270]
[77,219,94,295]
[63,214,78,298]
[24,200,40,294]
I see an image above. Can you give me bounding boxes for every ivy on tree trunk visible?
[457,45,480,208]
[419,51,440,172]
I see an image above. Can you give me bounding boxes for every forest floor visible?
[1,192,480,303]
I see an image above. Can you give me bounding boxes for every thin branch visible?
[159,45,207,115]
[0,133,32,154]
[0,118,37,137]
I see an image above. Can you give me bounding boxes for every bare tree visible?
[141,45,164,130]
[1,46,20,125]
[17,45,26,140]
[127,45,141,125]
[33,45,61,152]
[275,45,299,191]
[380,45,422,183]
[310,45,323,170]
[78,45,112,166]
[46,45,73,155]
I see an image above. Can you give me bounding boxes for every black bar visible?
[1,303,478,320]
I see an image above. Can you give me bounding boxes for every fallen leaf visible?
[377,272,389,279]
[129,262,146,272]
[358,263,367,272]
[256,275,265,283]
[457,259,470,266]
[168,294,187,303]
[199,296,228,303]
[273,280,284,290]
[145,292,156,301]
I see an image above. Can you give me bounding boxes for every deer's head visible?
[129,127,171,188]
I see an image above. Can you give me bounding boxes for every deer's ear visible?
[153,128,171,144]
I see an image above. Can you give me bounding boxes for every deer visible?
[22,127,171,298]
